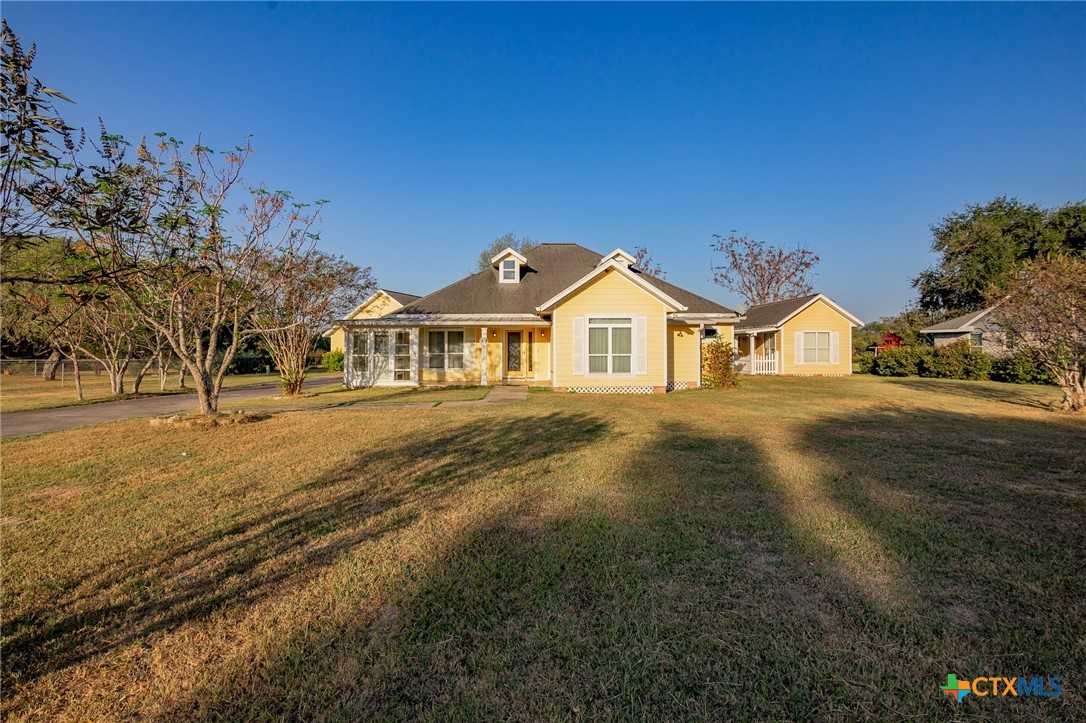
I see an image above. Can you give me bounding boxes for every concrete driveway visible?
[0,373,341,439]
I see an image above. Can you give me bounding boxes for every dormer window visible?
[491,246,527,284]
[502,258,517,282]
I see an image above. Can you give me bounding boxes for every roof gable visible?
[535,259,687,313]
[736,294,862,330]
[920,306,997,334]
[490,246,528,265]
[390,243,737,317]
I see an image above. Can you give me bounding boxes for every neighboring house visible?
[733,294,863,375]
[325,289,422,353]
[338,244,861,392]
[920,307,1009,356]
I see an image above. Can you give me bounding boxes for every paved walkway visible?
[0,373,340,439]
[1,378,527,439]
[443,385,527,406]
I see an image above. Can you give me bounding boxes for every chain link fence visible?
[0,356,277,378]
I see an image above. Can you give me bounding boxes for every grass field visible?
[0,371,286,414]
[225,383,493,410]
[2,376,1083,720]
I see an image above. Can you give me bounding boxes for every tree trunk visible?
[178,365,186,389]
[132,356,156,395]
[157,351,172,392]
[1061,387,1085,412]
[41,348,62,381]
[281,367,305,395]
[69,354,83,401]
[191,367,218,414]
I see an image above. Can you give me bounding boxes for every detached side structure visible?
[920,306,1010,356]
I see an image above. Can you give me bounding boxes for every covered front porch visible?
[734,329,779,375]
[341,315,552,388]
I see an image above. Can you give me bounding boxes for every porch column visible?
[408,328,419,384]
[748,332,757,374]
[480,327,488,386]
[343,329,352,387]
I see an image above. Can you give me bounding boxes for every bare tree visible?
[711,233,820,307]
[992,254,1086,412]
[252,203,374,395]
[33,132,303,414]
[70,294,142,395]
[632,246,665,279]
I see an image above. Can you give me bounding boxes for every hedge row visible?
[855,343,1054,384]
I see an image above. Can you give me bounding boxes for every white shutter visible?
[572,317,585,375]
[795,332,804,364]
[830,331,840,365]
[634,317,648,374]
[463,328,475,370]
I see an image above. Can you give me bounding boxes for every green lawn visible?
[2,376,1083,720]
[0,371,290,414]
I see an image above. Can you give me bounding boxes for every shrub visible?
[227,355,273,375]
[321,349,345,372]
[702,340,738,389]
[854,350,877,374]
[872,346,927,377]
[918,342,991,380]
[990,351,1056,385]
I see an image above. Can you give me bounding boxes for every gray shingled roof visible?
[382,290,422,306]
[735,294,821,330]
[393,243,736,316]
[920,307,994,333]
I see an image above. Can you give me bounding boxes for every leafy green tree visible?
[913,197,1085,316]
[992,254,1086,412]
[1,20,80,257]
[475,232,538,272]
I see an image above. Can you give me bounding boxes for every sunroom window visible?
[588,317,632,374]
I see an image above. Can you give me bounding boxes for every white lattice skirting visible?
[566,385,654,394]
[665,381,690,391]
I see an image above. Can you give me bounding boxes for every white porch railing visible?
[751,352,777,375]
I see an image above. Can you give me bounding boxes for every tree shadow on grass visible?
[155,417,934,720]
[792,405,1086,678]
[160,406,1086,720]
[884,377,1059,411]
[2,411,609,694]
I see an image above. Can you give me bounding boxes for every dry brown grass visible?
[2,375,1083,720]
[0,372,284,413]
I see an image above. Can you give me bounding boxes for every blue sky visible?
[6,1,1084,319]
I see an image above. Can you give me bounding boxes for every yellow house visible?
[337,245,861,392]
[733,294,863,376]
[324,289,421,353]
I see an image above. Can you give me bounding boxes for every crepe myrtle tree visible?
[711,232,820,307]
[31,129,321,414]
[632,245,665,279]
[252,205,375,395]
[992,254,1086,412]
